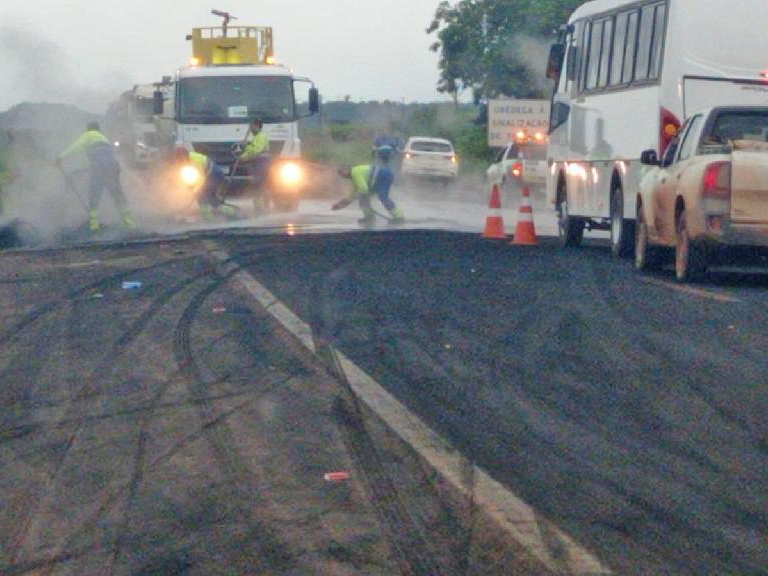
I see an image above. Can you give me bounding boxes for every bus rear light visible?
[660,108,681,156]
[511,162,523,177]
[702,161,731,200]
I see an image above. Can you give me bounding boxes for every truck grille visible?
[192,141,284,167]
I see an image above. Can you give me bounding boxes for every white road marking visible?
[205,240,612,575]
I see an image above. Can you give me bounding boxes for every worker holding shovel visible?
[56,121,136,232]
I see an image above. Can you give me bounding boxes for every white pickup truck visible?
[486,140,547,197]
[636,106,768,282]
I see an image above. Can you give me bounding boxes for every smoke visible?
[509,35,556,95]
[0,24,141,245]
[0,24,132,114]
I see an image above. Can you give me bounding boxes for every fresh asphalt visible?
[217,229,768,576]
[2,183,767,574]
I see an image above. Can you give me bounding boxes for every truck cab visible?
[159,18,319,209]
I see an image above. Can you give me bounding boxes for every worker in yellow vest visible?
[56,122,136,232]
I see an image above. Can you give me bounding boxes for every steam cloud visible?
[0,24,132,114]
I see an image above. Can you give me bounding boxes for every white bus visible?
[545,0,768,256]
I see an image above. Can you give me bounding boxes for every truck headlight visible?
[180,165,202,186]
[278,161,303,187]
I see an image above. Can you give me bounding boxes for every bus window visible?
[556,29,574,95]
[598,18,614,88]
[635,4,657,81]
[621,11,638,84]
[648,4,667,80]
[586,20,604,90]
[610,12,629,85]
[579,21,591,92]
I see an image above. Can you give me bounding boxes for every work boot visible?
[390,207,405,223]
[121,210,137,230]
[358,212,375,224]
[88,210,101,232]
[200,204,215,221]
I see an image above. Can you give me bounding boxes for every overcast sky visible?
[0,0,451,113]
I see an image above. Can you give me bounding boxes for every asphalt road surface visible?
[216,230,768,576]
[0,240,450,575]
[1,209,767,574]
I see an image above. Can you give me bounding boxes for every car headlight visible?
[278,161,303,187]
[180,165,202,186]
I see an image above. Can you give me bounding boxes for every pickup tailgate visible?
[731,146,768,223]
[521,160,547,185]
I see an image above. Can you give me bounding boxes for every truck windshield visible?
[178,76,295,124]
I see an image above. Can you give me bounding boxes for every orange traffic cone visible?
[512,186,538,246]
[482,184,507,239]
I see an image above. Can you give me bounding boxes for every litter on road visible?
[121,281,143,290]
[324,472,351,482]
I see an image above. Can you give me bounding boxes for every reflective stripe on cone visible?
[512,186,538,246]
[483,184,507,239]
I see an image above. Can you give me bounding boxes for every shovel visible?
[57,166,89,213]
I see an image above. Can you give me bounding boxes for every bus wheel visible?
[634,204,662,271]
[557,196,584,248]
[675,209,706,283]
[610,187,635,258]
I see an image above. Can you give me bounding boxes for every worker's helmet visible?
[251,117,264,129]
[172,146,190,163]
[375,145,394,163]
[87,121,100,132]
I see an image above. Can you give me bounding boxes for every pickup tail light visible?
[702,161,731,200]
[660,107,681,156]
[450,154,458,164]
[511,162,523,178]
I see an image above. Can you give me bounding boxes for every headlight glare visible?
[180,165,202,186]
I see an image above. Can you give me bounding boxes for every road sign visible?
[488,99,550,147]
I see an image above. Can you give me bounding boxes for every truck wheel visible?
[675,210,707,283]
[557,194,584,248]
[610,186,635,258]
[634,204,662,271]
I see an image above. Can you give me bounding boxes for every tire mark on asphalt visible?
[2,245,299,573]
[9,264,217,570]
[0,254,199,347]
[171,270,297,574]
[3,395,258,576]
[310,267,453,575]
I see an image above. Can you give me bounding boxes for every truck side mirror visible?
[640,149,659,166]
[546,44,565,80]
[153,91,164,115]
[309,88,320,114]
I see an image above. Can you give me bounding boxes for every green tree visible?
[427,0,582,103]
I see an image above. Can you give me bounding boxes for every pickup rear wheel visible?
[634,204,662,271]
[610,186,635,258]
[675,210,707,283]
[557,194,584,248]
